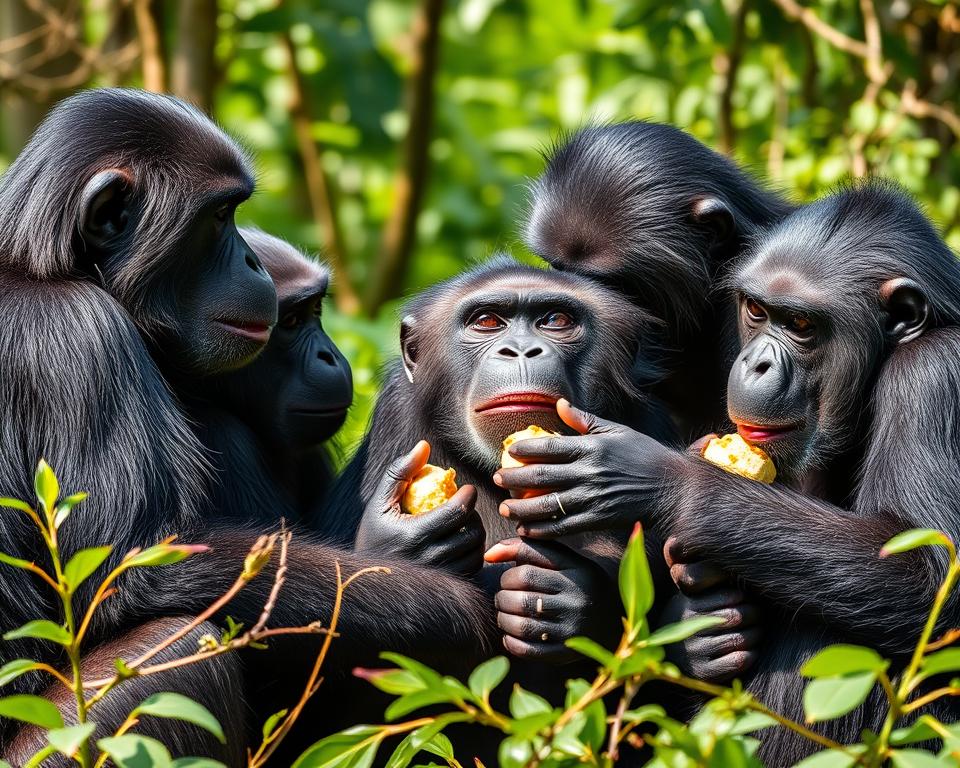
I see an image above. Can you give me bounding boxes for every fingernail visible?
[493,473,503,485]
[499,503,510,517]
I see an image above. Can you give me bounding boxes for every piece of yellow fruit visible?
[400,464,458,515]
[500,425,561,469]
[702,433,777,484]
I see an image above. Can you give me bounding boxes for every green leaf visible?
[97,734,172,768]
[803,672,877,722]
[34,460,59,515]
[385,688,458,722]
[0,497,34,516]
[921,648,960,678]
[619,523,654,638]
[729,711,778,735]
[379,653,445,689]
[498,735,534,768]
[4,620,71,646]
[890,750,949,768]
[0,694,65,729]
[565,636,616,667]
[566,679,608,752]
[47,723,96,758]
[467,655,508,703]
[706,735,755,768]
[646,616,725,646]
[64,546,112,591]
[881,529,952,556]
[170,760,227,767]
[384,721,451,768]
[0,552,42,573]
[292,725,385,768]
[53,492,88,529]
[0,659,43,686]
[801,645,887,678]
[125,545,194,568]
[262,708,288,741]
[891,715,943,745]
[355,667,425,696]
[133,692,225,743]
[789,749,858,768]
[508,684,551,718]
[422,733,454,760]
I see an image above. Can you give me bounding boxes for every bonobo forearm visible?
[661,460,948,650]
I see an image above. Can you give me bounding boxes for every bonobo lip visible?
[735,422,799,444]
[475,392,560,415]
[215,319,273,344]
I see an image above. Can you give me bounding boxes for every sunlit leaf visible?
[646,616,725,646]
[0,659,42,687]
[63,546,112,591]
[34,460,59,515]
[0,694,64,729]
[803,673,877,722]
[508,684,551,718]
[262,708,288,741]
[801,645,887,678]
[789,749,859,768]
[47,723,96,758]
[881,529,952,557]
[97,734,172,768]
[467,655,508,704]
[53,492,88,529]
[921,648,960,678]
[133,692,225,743]
[4,620,71,645]
[565,636,616,667]
[292,725,385,768]
[619,522,654,639]
[889,749,950,768]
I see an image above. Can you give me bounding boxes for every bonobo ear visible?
[880,277,930,345]
[79,169,133,250]
[691,196,735,247]
[400,315,418,384]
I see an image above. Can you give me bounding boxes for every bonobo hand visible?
[659,536,761,683]
[355,440,485,576]
[494,399,684,538]
[484,537,621,664]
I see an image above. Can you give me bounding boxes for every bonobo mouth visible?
[475,392,560,415]
[735,422,799,444]
[215,319,273,344]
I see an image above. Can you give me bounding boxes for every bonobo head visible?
[525,121,792,335]
[726,182,960,479]
[400,257,656,471]
[215,228,353,450]
[0,88,276,375]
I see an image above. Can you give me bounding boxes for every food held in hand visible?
[500,425,560,469]
[702,433,776,484]
[400,464,458,515]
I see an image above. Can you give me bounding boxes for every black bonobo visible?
[0,89,496,763]
[525,120,794,440]
[499,183,960,764]
[188,227,353,527]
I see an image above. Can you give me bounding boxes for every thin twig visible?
[770,0,870,59]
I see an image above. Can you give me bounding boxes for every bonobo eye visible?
[470,312,506,331]
[786,313,815,340]
[744,297,767,322]
[538,311,575,330]
[279,312,302,329]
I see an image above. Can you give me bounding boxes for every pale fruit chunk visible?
[400,464,458,515]
[500,425,561,469]
[702,433,777,484]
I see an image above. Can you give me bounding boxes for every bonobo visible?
[500,183,960,763]
[0,89,495,761]
[525,121,794,439]
[187,227,353,528]
[330,258,676,666]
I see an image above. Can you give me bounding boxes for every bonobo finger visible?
[378,441,431,505]
[670,561,728,595]
[663,536,689,568]
[499,490,571,524]
[504,436,584,465]
[485,537,584,570]
[687,433,719,457]
[502,634,572,663]
[500,563,564,593]
[697,650,759,684]
[434,523,485,562]
[693,627,762,658]
[556,398,620,435]
[516,517,580,539]
[495,589,559,618]
[493,462,579,493]
[416,485,480,536]
[681,589,748,616]
[498,612,566,644]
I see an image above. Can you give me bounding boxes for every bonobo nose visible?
[317,347,337,366]
[740,339,784,382]
[495,341,547,359]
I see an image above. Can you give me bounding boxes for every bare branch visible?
[132,0,166,92]
[770,0,870,59]
[902,79,960,140]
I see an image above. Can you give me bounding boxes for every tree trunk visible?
[171,0,217,112]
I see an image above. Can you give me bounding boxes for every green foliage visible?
[306,526,960,767]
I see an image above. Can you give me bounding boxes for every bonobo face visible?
[219,241,352,450]
[175,195,278,374]
[401,262,652,472]
[726,263,881,479]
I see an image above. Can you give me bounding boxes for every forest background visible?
[1,0,957,457]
